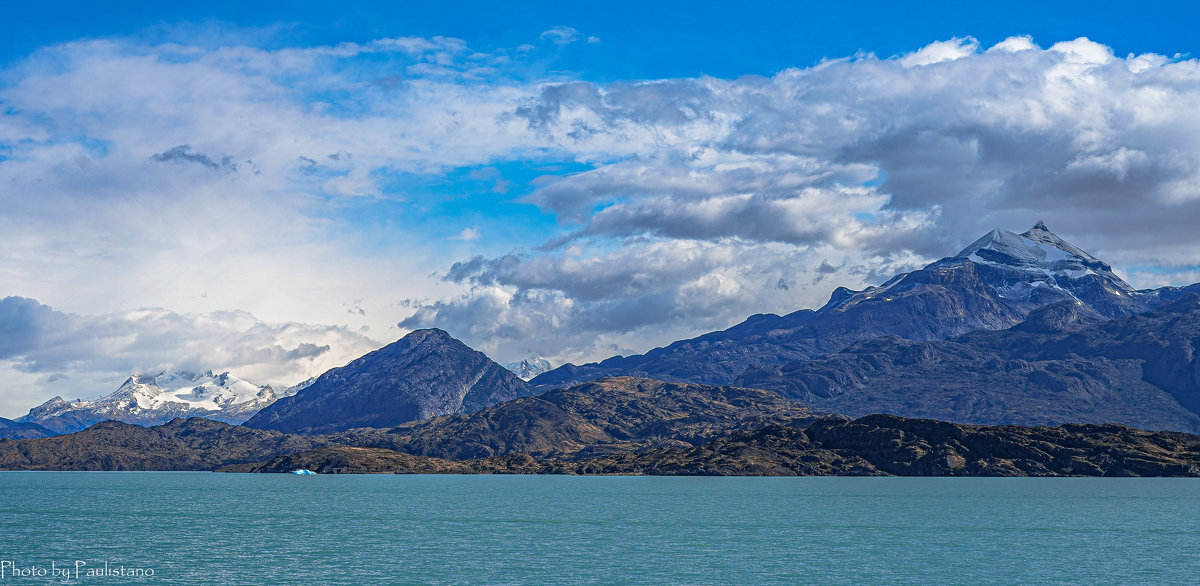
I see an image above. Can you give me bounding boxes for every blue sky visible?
[3,1,1200,415]
[8,1,1198,78]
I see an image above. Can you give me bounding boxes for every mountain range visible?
[7,222,1200,474]
[530,222,1199,389]
[14,370,293,435]
[737,296,1200,432]
[3,381,1198,477]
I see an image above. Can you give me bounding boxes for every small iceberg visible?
[291,469,317,475]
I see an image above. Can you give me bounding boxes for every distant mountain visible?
[17,371,280,434]
[280,377,316,397]
[736,296,1200,433]
[0,417,55,439]
[244,329,535,434]
[532,222,1192,388]
[503,357,553,380]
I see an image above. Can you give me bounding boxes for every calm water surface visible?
[0,473,1196,584]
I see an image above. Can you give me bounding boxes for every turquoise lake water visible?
[1,473,1197,584]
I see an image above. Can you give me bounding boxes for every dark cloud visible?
[0,297,69,360]
[150,145,239,171]
[816,260,840,274]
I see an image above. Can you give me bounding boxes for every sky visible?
[4,1,1200,416]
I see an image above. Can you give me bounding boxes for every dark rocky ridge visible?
[532,223,1192,389]
[0,418,324,470]
[232,415,1200,477]
[245,328,534,434]
[736,296,1200,433]
[334,377,817,460]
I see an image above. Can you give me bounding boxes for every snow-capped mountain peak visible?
[112,370,275,412]
[503,357,553,381]
[17,369,280,434]
[951,222,1132,294]
[814,222,1146,337]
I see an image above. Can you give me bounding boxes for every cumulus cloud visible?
[401,36,1200,364]
[0,296,379,416]
[403,239,926,362]
[539,26,590,46]
[900,37,980,66]
[7,31,1200,386]
[451,227,482,241]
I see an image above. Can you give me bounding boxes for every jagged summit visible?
[955,222,1112,272]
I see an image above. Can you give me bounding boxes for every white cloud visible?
[539,26,585,46]
[987,36,1038,54]
[452,227,482,241]
[900,37,979,67]
[1049,37,1114,64]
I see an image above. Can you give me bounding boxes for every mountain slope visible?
[579,416,1200,477]
[735,296,1200,433]
[531,309,818,388]
[532,223,1168,389]
[337,377,816,460]
[244,329,535,434]
[17,371,280,434]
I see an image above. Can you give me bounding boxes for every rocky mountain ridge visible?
[531,223,1196,389]
[735,296,1200,432]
